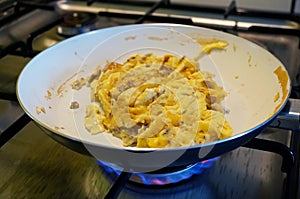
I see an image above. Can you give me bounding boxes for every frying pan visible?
[16,24,290,173]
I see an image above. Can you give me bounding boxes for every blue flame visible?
[97,157,219,185]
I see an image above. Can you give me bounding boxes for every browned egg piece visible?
[70,101,80,109]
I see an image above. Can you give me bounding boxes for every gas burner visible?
[97,158,218,185]
[57,12,98,37]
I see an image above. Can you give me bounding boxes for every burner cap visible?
[57,12,98,37]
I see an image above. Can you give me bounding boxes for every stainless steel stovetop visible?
[0,1,300,199]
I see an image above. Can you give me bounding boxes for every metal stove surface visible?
[0,123,291,199]
[0,1,299,199]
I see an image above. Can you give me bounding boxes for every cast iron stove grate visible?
[0,1,299,199]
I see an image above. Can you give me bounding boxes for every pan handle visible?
[269,98,300,131]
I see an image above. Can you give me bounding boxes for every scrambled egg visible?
[85,54,232,148]
[197,39,228,54]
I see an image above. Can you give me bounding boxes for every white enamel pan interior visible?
[17,24,290,171]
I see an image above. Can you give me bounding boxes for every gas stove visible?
[0,1,300,199]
